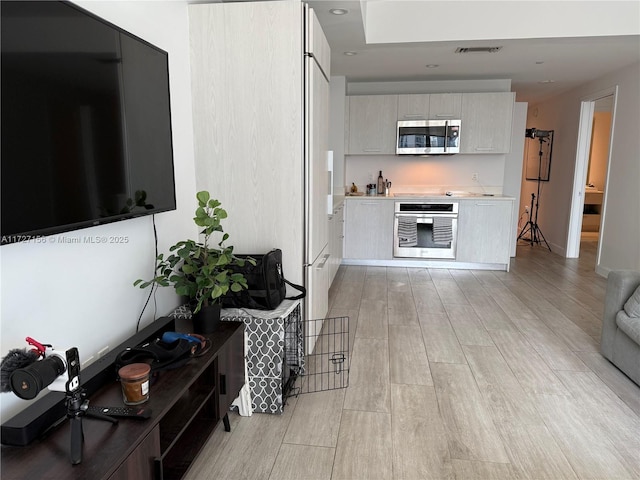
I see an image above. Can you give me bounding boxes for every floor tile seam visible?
[575,353,640,420]
[553,369,640,427]
[339,405,392,416]
[430,358,511,470]
[494,404,581,480]
[254,405,301,480]
[324,366,350,480]
[348,270,367,339]
[512,326,593,372]
[530,391,636,480]
[531,307,601,353]
[442,302,497,348]
[279,440,336,451]
[462,288,523,334]
[486,327,572,400]
[459,348,579,478]
[411,280,465,372]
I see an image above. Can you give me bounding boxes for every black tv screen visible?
[1,1,176,244]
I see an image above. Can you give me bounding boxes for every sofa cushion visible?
[616,310,640,345]
[624,285,640,317]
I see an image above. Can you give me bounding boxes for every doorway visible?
[566,87,617,268]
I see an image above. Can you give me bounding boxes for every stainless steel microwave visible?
[396,119,461,155]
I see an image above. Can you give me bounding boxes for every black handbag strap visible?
[284,278,306,300]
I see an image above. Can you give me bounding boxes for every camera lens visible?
[10,356,65,400]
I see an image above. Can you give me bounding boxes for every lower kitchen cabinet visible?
[456,199,514,264]
[344,199,394,260]
[328,202,344,284]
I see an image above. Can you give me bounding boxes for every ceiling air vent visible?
[455,46,503,54]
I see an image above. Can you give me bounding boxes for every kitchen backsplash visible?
[345,153,506,195]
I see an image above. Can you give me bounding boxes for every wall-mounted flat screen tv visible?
[1,1,176,245]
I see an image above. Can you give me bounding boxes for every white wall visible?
[504,103,528,256]
[588,111,612,191]
[0,1,196,419]
[521,62,640,271]
[346,154,506,195]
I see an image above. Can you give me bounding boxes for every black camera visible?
[9,348,80,400]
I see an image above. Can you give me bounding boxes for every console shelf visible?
[1,320,244,480]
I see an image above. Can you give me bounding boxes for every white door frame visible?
[566,86,617,260]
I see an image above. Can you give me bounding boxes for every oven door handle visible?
[396,214,458,222]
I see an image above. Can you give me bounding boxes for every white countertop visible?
[344,192,515,201]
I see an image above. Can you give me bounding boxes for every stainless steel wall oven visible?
[393,201,458,259]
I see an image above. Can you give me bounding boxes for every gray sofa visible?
[600,270,640,386]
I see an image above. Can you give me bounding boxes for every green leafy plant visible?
[134,191,254,313]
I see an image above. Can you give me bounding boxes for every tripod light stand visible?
[518,129,552,250]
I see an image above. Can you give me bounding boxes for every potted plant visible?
[135,191,254,333]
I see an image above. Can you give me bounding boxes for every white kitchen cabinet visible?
[347,95,398,154]
[397,94,430,120]
[397,93,462,120]
[328,202,344,285]
[344,199,394,259]
[460,92,515,154]
[429,93,462,119]
[456,199,514,265]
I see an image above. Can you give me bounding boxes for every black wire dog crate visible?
[286,314,350,398]
[172,300,349,414]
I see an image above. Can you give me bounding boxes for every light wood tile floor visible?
[185,241,640,480]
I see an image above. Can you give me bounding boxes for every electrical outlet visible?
[97,346,110,358]
[471,173,479,182]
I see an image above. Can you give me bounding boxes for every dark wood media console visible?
[1,320,244,480]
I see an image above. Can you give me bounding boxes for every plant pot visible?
[192,304,221,334]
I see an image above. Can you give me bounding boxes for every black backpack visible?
[115,337,195,373]
[222,249,305,310]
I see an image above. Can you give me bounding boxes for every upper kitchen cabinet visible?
[429,93,462,119]
[460,92,515,154]
[397,93,462,120]
[347,95,398,154]
[397,94,430,120]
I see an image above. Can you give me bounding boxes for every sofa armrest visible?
[601,270,640,358]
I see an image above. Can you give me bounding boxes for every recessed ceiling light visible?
[330,8,349,15]
[538,80,556,84]
[343,51,358,56]
[425,64,439,68]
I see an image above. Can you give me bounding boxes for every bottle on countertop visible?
[377,171,384,196]
[350,182,358,193]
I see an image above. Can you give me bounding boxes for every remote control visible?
[86,405,152,419]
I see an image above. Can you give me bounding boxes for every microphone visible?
[1,348,39,393]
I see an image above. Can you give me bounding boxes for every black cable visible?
[135,215,159,333]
